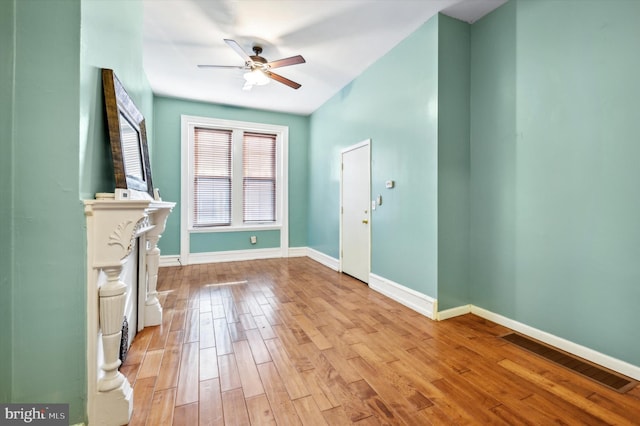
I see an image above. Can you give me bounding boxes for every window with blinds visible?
[184,115,286,233]
[193,127,232,227]
[243,132,276,223]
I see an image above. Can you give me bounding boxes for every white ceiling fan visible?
[198,39,306,91]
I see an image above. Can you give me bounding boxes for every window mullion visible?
[231,130,244,226]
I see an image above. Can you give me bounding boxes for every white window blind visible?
[120,116,144,180]
[243,132,276,223]
[193,127,232,226]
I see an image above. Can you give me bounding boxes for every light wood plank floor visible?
[122,257,640,425]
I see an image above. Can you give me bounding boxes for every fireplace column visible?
[85,201,149,425]
[143,205,172,327]
[98,264,129,393]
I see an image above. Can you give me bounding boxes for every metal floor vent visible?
[501,333,637,393]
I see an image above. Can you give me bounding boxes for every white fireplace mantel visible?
[84,197,174,426]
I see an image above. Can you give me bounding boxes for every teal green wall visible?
[1,0,151,422]
[0,0,15,404]
[191,230,281,253]
[80,0,153,199]
[470,0,517,317]
[308,15,470,300]
[437,15,470,311]
[11,0,85,421]
[309,17,440,296]
[152,96,310,256]
[471,0,640,365]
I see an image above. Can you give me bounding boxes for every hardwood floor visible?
[122,257,640,425]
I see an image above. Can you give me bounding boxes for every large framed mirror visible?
[102,68,154,199]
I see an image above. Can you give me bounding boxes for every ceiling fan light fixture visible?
[243,69,270,86]
[199,39,303,90]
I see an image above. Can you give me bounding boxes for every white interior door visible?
[341,140,371,283]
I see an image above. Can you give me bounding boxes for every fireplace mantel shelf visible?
[85,196,175,426]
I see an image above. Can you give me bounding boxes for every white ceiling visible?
[143,0,506,115]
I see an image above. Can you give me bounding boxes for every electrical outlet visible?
[250,236,257,244]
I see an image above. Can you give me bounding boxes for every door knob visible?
[362,219,369,224]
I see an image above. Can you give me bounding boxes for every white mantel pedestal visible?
[85,197,174,426]
[142,206,172,328]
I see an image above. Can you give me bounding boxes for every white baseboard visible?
[469,305,640,381]
[159,255,181,267]
[437,304,471,320]
[369,273,437,320]
[307,248,340,271]
[161,247,328,267]
[288,247,307,257]
[160,248,306,267]
[187,248,284,264]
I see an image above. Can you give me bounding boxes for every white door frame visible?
[339,139,371,281]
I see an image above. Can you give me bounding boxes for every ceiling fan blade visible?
[198,64,246,69]
[224,39,252,63]
[267,55,306,69]
[265,71,301,90]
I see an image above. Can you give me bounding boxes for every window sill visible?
[189,224,282,233]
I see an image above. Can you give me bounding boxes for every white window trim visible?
[180,115,289,263]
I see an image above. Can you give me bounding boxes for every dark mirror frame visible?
[102,68,154,198]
